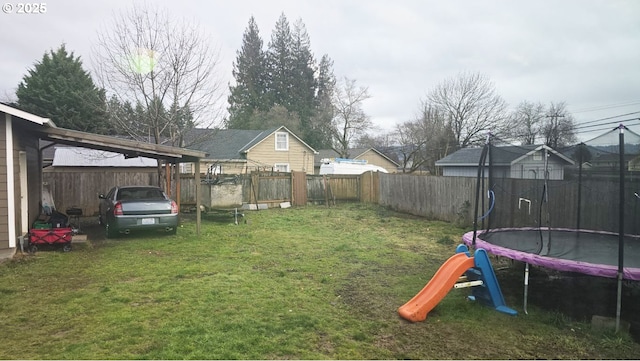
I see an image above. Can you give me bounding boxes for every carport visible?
[32,123,208,235]
[0,103,210,262]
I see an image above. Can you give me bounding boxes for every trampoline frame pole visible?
[576,143,584,231]
[543,148,551,254]
[472,139,490,246]
[616,125,625,333]
[523,262,530,315]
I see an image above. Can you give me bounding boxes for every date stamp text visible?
[2,3,47,14]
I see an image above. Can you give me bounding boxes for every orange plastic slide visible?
[398,252,475,322]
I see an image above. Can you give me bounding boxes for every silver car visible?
[98,186,178,238]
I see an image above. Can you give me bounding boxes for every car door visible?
[99,187,116,223]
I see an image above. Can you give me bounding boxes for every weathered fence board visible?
[44,169,158,216]
[379,173,640,234]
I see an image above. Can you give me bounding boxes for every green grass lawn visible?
[1,203,638,359]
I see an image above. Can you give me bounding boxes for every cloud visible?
[1,0,639,136]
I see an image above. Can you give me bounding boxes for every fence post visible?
[250,171,260,206]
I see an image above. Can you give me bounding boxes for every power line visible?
[570,100,640,114]
[491,118,640,145]
[573,117,640,132]
[572,123,640,138]
[576,111,640,127]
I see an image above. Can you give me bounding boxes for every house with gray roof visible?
[184,125,318,174]
[435,144,575,180]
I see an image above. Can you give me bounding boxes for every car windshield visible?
[116,188,165,201]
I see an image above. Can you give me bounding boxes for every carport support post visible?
[195,160,201,236]
[165,162,171,197]
[174,161,181,221]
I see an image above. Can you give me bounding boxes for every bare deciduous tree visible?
[331,77,372,157]
[511,100,546,145]
[395,102,456,174]
[394,120,427,173]
[92,3,225,148]
[428,71,508,147]
[542,102,577,148]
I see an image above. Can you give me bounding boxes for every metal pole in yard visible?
[616,124,625,333]
[195,160,201,236]
[576,143,584,231]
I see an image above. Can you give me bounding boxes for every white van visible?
[319,158,389,175]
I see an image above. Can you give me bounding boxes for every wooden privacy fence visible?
[43,168,158,216]
[378,173,640,235]
[44,167,640,235]
[179,171,378,208]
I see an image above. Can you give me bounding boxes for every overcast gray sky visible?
[2,0,639,140]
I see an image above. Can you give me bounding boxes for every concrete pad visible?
[241,203,268,210]
[72,234,88,243]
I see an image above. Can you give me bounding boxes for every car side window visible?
[106,188,116,200]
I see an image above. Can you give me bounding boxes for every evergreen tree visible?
[16,44,111,133]
[289,19,318,145]
[306,54,335,149]
[226,13,337,151]
[266,13,295,111]
[226,16,268,129]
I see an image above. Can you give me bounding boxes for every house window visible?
[275,132,289,151]
[207,164,222,175]
[274,163,289,172]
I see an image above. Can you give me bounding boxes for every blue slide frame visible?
[456,244,518,316]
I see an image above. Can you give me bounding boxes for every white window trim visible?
[274,163,290,172]
[275,132,289,151]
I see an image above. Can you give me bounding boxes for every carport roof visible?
[2,103,207,162]
[38,126,207,162]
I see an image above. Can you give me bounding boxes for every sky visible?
[2,0,640,142]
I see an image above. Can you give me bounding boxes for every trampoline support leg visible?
[523,263,530,315]
[616,272,622,333]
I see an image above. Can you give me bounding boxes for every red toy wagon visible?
[28,227,73,253]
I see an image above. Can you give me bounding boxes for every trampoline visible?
[462,228,640,281]
[464,126,640,329]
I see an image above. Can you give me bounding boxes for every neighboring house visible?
[435,144,575,180]
[630,155,640,171]
[314,148,399,174]
[561,143,640,173]
[184,126,318,174]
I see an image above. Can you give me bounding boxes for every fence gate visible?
[360,171,379,203]
[292,171,307,206]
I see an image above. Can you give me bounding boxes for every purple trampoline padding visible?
[462,228,640,281]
